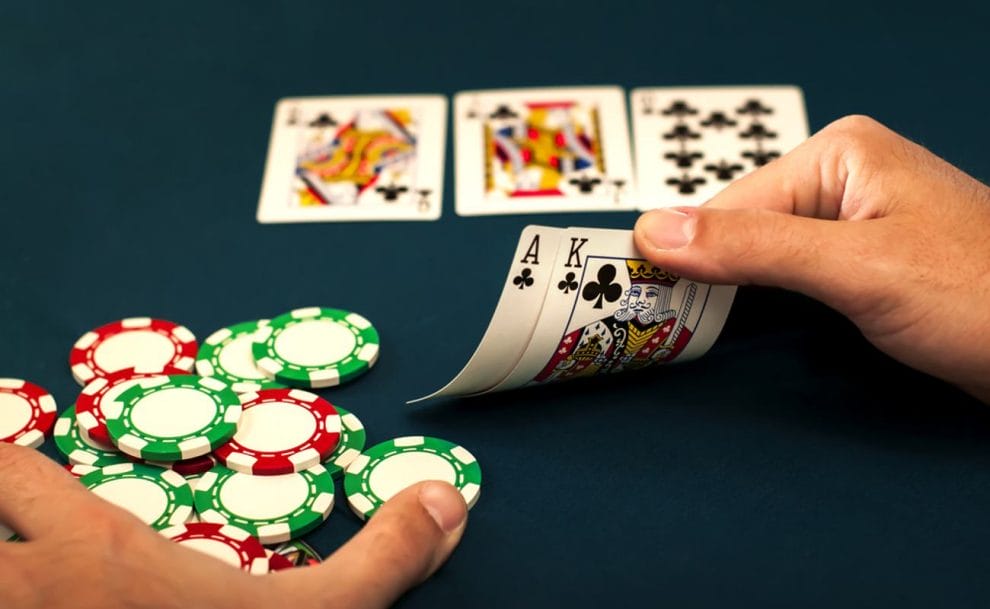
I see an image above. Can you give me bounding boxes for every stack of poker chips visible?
[1,308,481,573]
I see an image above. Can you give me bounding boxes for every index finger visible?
[700,115,889,220]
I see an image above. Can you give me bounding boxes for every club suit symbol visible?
[513,268,535,290]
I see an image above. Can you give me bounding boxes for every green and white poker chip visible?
[322,406,366,479]
[251,307,379,388]
[194,464,334,545]
[80,463,194,530]
[104,375,242,461]
[53,404,127,468]
[344,436,481,520]
[195,320,284,394]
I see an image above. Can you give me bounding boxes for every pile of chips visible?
[0,307,482,572]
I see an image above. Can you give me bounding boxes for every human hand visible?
[634,115,990,402]
[0,442,467,609]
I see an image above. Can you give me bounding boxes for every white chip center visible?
[218,334,266,381]
[219,472,311,520]
[274,320,355,367]
[0,393,33,438]
[131,388,217,438]
[369,452,456,501]
[233,402,317,452]
[91,478,168,524]
[94,331,176,374]
[177,538,244,568]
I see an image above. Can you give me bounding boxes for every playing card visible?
[410,226,565,402]
[454,86,636,216]
[631,86,808,209]
[257,95,447,223]
[487,227,736,392]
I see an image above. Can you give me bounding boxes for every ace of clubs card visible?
[454,87,637,216]
[257,95,447,223]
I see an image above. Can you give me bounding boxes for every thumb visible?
[634,205,881,310]
[274,481,467,609]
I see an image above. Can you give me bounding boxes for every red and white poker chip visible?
[265,549,295,572]
[147,453,218,477]
[161,522,269,574]
[214,388,341,475]
[69,318,198,386]
[75,365,192,445]
[0,379,57,448]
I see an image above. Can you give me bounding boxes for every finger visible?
[633,205,887,311]
[273,481,467,609]
[0,442,99,540]
[699,114,896,221]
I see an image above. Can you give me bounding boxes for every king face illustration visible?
[295,108,417,206]
[535,259,698,383]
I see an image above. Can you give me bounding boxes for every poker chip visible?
[195,464,334,545]
[0,378,57,448]
[53,405,126,467]
[252,307,379,388]
[69,317,197,386]
[214,388,341,475]
[264,549,295,572]
[344,436,481,520]
[269,540,323,567]
[81,463,194,530]
[322,406,366,478]
[1,522,16,542]
[76,365,190,445]
[195,320,284,394]
[161,522,268,575]
[145,453,219,478]
[65,464,100,478]
[104,375,241,461]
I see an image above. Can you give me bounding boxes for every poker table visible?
[3,2,990,606]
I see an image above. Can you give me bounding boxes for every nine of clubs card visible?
[257,95,447,223]
[631,86,809,209]
[454,87,637,216]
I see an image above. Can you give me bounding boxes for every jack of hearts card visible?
[454,87,637,216]
[257,95,447,223]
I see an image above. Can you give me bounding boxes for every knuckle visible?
[709,209,780,270]
[825,114,884,135]
[817,115,889,158]
[368,519,426,564]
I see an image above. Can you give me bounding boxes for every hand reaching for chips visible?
[0,442,468,609]
[634,115,990,402]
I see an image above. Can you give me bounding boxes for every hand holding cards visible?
[414,226,736,401]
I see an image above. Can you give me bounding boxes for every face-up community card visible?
[410,226,565,402]
[454,87,637,216]
[631,86,808,209]
[413,226,736,400]
[257,95,447,223]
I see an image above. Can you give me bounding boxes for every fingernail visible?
[638,208,696,250]
[419,482,467,534]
